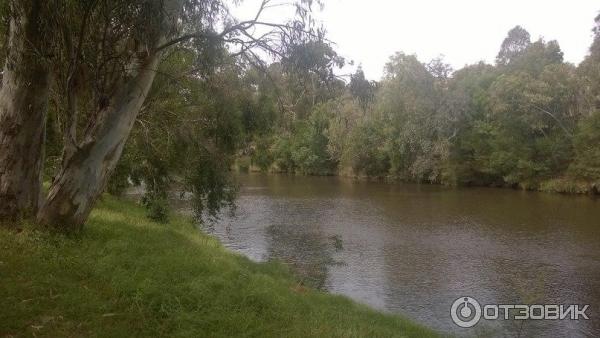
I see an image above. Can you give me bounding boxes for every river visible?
[188,173,599,337]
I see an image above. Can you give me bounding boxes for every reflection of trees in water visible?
[265,224,344,289]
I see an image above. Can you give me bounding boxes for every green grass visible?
[0,196,439,337]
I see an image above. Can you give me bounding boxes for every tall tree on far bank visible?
[568,12,600,186]
[579,13,600,112]
[349,66,376,113]
[496,25,531,66]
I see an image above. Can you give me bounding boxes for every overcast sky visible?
[232,0,599,80]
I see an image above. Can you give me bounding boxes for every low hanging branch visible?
[33,0,326,230]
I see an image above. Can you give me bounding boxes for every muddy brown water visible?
[176,173,600,337]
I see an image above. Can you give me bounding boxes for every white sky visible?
[231,0,599,80]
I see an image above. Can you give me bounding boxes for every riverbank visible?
[239,161,600,196]
[0,196,438,337]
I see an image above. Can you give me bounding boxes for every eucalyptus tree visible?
[0,0,322,230]
[496,25,531,66]
[110,50,248,222]
[569,12,600,184]
[443,62,498,185]
[348,67,376,113]
[240,40,345,174]
[377,52,450,182]
[264,40,345,125]
[0,1,56,221]
[579,13,600,112]
[282,41,345,117]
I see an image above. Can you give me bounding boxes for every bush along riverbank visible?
[0,196,438,337]
[236,158,600,196]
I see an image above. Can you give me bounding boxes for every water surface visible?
[196,173,599,337]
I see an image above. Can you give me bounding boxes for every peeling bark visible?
[37,54,161,230]
[0,1,51,221]
[36,0,184,230]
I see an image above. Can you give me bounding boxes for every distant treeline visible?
[237,22,600,194]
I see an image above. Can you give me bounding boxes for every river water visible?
[193,173,599,337]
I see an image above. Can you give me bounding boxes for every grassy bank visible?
[1,196,438,337]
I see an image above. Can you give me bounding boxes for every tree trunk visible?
[0,1,51,221]
[37,54,161,230]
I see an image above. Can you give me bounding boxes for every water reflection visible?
[198,173,600,337]
[265,223,334,289]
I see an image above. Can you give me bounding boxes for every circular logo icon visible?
[451,296,482,328]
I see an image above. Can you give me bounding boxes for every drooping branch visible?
[155,0,271,52]
[531,104,574,138]
[155,0,321,61]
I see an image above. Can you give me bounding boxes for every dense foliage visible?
[240,21,600,194]
[106,51,242,222]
